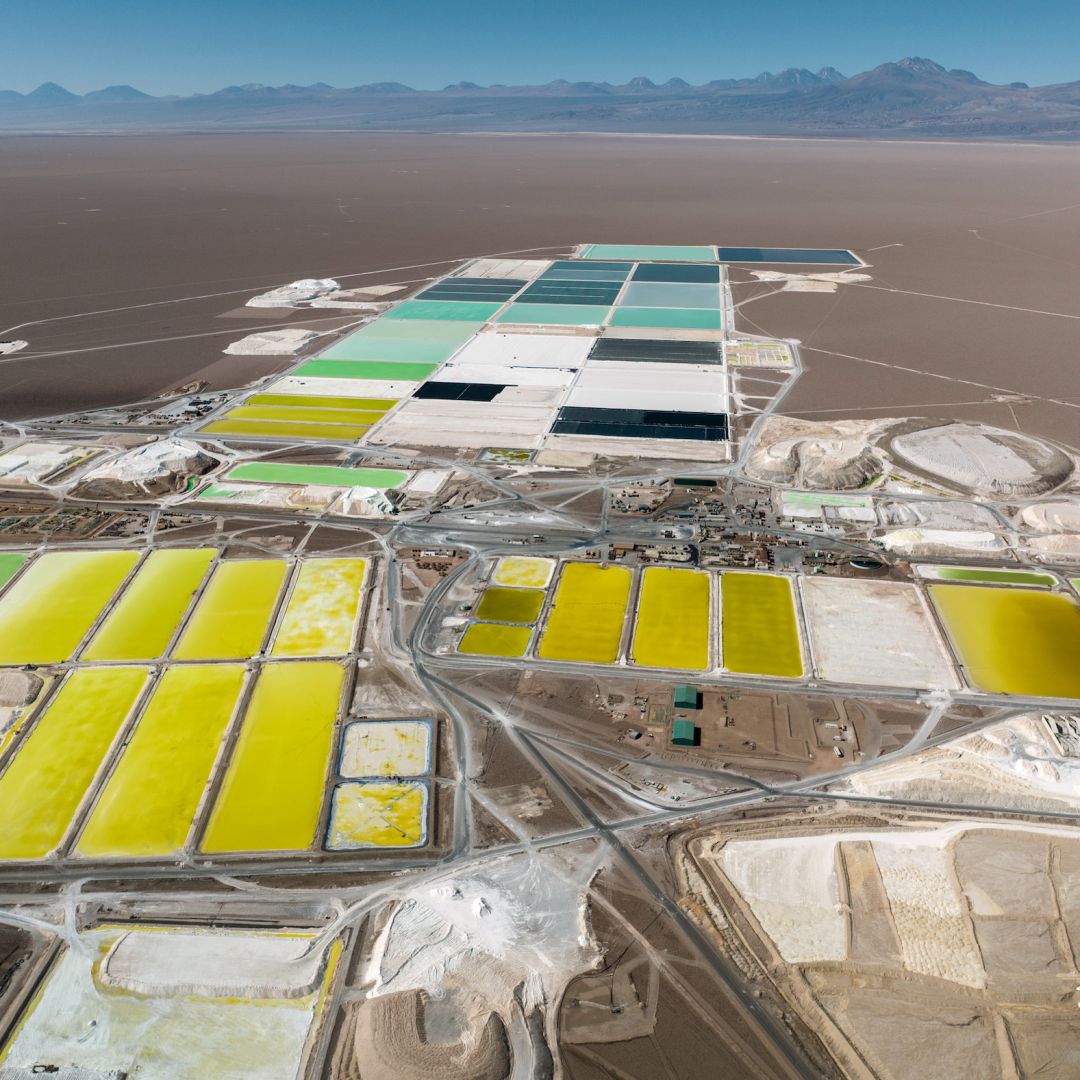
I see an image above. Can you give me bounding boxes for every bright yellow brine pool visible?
[201,662,345,853]
[721,572,803,678]
[83,548,216,660]
[538,562,632,664]
[929,584,1080,698]
[631,567,711,670]
[0,550,139,664]
[270,558,367,657]
[173,559,287,659]
[0,667,147,860]
[76,665,245,858]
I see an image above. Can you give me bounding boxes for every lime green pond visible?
[0,668,147,860]
[934,567,1054,587]
[721,572,803,678]
[227,404,387,425]
[930,584,1080,698]
[227,462,408,489]
[83,548,216,660]
[173,560,287,659]
[200,417,370,440]
[0,550,139,664]
[0,553,26,591]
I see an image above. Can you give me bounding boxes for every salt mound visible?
[247,278,340,308]
[0,672,42,709]
[334,992,511,1080]
[1019,501,1080,533]
[366,854,599,1038]
[0,340,28,355]
[72,439,218,499]
[890,422,1073,497]
[223,328,320,355]
[100,929,326,999]
[746,416,886,490]
[1024,534,1080,562]
[878,528,1006,555]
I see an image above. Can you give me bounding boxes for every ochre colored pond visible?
[83,548,216,660]
[0,668,147,860]
[721,572,803,678]
[475,586,545,624]
[270,558,368,657]
[631,567,711,670]
[538,563,631,664]
[76,665,245,858]
[929,585,1080,698]
[201,662,344,853]
[0,550,139,664]
[173,560,287,659]
[458,622,532,658]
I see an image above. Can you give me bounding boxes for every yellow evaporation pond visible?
[201,662,344,853]
[458,622,532,658]
[721,572,803,678]
[930,584,1080,698]
[83,548,216,660]
[0,668,146,860]
[538,562,632,664]
[76,665,245,859]
[339,720,431,778]
[632,567,711,670]
[326,781,428,849]
[0,550,139,664]
[270,558,368,657]
[173,559,287,659]
[492,555,555,589]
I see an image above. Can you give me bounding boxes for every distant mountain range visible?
[4,58,1080,139]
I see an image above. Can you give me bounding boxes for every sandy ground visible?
[0,134,1078,440]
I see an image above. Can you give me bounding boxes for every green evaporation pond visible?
[0,553,27,590]
[930,584,1080,698]
[496,303,610,326]
[609,307,723,330]
[383,300,503,322]
[227,462,408,489]
[475,587,545,624]
[934,567,1054,587]
[317,319,480,362]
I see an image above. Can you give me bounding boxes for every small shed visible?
[672,719,699,747]
[673,684,700,710]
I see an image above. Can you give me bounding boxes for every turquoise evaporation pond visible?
[496,303,611,326]
[580,244,717,263]
[383,300,503,322]
[618,282,722,309]
[716,247,859,265]
[317,318,482,362]
[608,307,723,330]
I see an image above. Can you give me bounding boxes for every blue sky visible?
[4,0,1079,94]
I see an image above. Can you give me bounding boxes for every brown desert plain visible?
[0,132,1078,446]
